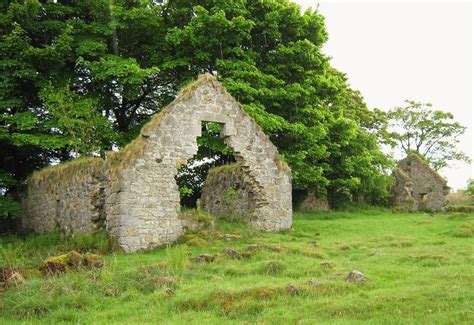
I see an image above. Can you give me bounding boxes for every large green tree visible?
[1,0,392,217]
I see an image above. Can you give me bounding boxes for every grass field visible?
[1,208,473,324]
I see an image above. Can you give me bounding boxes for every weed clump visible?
[454,221,474,238]
[165,245,189,275]
[264,260,285,275]
[179,209,215,233]
[191,254,215,263]
[181,234,205,247]
[109,264,175,294]
[185,237,207,247]
[1,268,25,289]
[221,248,241,259]
[178,285,300,317]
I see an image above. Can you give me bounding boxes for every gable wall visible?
[113,76,292,252]
[394,155,448,211]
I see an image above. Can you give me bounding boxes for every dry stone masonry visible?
[23,159,107,236]
[22,74,293,252]
[297,188,330,212]
[201,163,257,220]
[392,154,449,211]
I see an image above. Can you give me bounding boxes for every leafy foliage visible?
[176,122,235,208]
[466,179,474,197]
[384,100,470,170]
[0,0,393,217]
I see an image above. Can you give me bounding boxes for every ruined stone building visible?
[297,188,330,212]
[392,154,449,211]
[22,74,292,252]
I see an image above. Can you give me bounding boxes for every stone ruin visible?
[392,154,449,211]
[201,163,257,219]
[22,74,293,252]
[297,188,330,212]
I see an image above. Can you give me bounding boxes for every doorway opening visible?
[175,121,236,209]
[419,192,428,210]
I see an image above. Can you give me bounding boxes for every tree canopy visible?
[0,0,393,217]
[384,100,470,171]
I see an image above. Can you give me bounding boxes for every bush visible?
[0,196,22,219]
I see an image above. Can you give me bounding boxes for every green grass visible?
[1,208,473,324]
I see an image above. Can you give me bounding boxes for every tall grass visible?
[0,230,110,268]
[165,245,189,275]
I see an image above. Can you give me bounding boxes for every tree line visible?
[0,0,469,219]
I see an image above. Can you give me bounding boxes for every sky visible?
[294,0,473,190]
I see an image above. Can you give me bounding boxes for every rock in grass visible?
[223,233,242,241]
[40,251,103,275]
[46,250,83,267]
[40,250,83,275]
[1,268,25,288]
[308,278,320,287]
[340,244,351,251]
[321,261,333,268]
[222,248,241,259]
[155,276,178,288]
[346,270,366,282]
[286,284,300,296]
[246,243,283,253]
[83,253,103,268]
[40,261,67,275]
[191,254,215,263]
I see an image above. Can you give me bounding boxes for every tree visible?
[466,179,474,197]
[1,0,392,217]
[385,100,470,170]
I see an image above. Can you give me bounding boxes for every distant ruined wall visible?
[201,164,257,219]
[298,188,330,212]
[22,74,292,253]
[22,159,108,235]
[392,168,416,211]
[392,155,449,211]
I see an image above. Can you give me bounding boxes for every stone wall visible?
[109,74,292,251]
[392,154,449,211]
[297,188,330,212]
[392,168,416,211]
[22,74,293,253]
[201,163,257,219]
[22,159,107,235]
